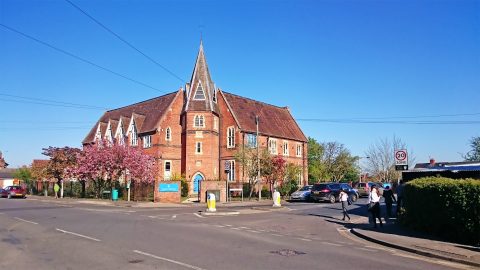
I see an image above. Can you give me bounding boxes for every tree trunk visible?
[81,180,86,198]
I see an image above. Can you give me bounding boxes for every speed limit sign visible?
[395,149,408,171]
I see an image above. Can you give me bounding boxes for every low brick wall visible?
[199,181,227,203]
[154,181,181,203]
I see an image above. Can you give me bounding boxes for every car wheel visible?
[329,195,336,204]
[351,194,358,202]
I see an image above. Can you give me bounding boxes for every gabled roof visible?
[83,91,179,144]
[222,91,307,142]
[185,41,219,114]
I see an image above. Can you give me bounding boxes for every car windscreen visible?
[299,186,311,191]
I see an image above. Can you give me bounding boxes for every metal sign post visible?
[224,161,230,202]
[395,149,409,171]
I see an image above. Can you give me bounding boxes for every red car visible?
[0,186,27,199]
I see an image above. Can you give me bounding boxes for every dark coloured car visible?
[289,185,313,201]
[0,186,27,199]
[311,183,358,203]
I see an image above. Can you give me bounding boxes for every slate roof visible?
[0,168,15,179]
[414,161,480,170]
[222,91,307,142]
[83,91,179,144]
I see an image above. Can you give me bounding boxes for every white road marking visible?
[193,213,205,218]
[231,227,241,230]
[239,227,250,230]
[172,215,177,219]
[271,234,283,237]
[297,238,312,242]
[214,225,225,228]
[14,217,38,225]
[355,247,378,252]
[133,250,206,270]
[322,241,342,247]
[247,230,261,234]
[55,228,101,242]
[223,224,232,227]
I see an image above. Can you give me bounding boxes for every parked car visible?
[289,185,313,201]
[354,182,384,197]
[0,186,27,199]
[311,183,358,203]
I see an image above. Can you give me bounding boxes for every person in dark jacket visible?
[383,186,396,218]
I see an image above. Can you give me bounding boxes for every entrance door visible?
[193,174,204,193]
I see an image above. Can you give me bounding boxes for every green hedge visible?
[401,177,480,246]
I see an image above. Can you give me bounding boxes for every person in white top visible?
[368,186,383,228]
[339,189,350,221]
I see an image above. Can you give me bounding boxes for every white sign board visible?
[395,149,408,166]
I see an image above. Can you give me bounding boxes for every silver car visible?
[290,185,313,201]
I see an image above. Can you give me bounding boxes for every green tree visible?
[308,137,325,183]
[13,166,33,193]
[464,136,480,162]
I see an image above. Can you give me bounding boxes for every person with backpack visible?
[383,185,396,218]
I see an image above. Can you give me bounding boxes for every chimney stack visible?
[429,158,436,167]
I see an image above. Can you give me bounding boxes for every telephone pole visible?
[256,115,261,201]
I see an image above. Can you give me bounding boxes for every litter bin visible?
[112,189,119,201]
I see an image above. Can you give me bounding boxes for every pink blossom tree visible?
[69,140,156,199]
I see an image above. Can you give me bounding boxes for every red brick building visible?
[83,43,308,196]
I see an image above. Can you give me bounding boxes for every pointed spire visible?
[185,41,218,112]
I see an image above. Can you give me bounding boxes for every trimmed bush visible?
[401,177,480,246]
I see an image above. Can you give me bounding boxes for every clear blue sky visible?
[1,0,479,168]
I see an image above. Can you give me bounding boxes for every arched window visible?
[194,115,205,128]
[165,127,172,141]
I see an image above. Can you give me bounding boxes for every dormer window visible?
[212,89,217,103]
[194,83,206,100]
[130,122,138,146]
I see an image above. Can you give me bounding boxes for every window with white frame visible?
[226,160,235,182]
[130,123,138,146]
[195,142,202,154]
[246,134,257,148]
[194,83,206,100]
[143,135,152,148]
[283,141,289,156]
[194,115,205,128]
[269,138,278,154]
[296,144,302,157]
[213,116,218,131]
[165,127,172,141]
[227,126,235,148]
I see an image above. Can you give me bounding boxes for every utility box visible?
[205,190,220,202]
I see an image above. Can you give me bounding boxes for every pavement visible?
[348,217,480,268]
[27,195,480,268]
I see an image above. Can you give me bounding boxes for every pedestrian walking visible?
[54,182,60,199]
[339,189,351,221]
[396,180,405,214]
[368,186,383,228]
[383,186,396,218]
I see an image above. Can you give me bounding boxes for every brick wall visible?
[154,181,181,203]
[199,181,227,203]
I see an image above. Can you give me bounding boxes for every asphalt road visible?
[0,197,469,270]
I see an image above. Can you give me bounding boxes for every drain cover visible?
[270,249,306,257]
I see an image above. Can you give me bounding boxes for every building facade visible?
[83,43,308,196]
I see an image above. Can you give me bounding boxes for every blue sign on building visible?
[159,183,179,192]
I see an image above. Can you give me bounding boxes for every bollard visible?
[273,190,281,207]
[207,193,216,212]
